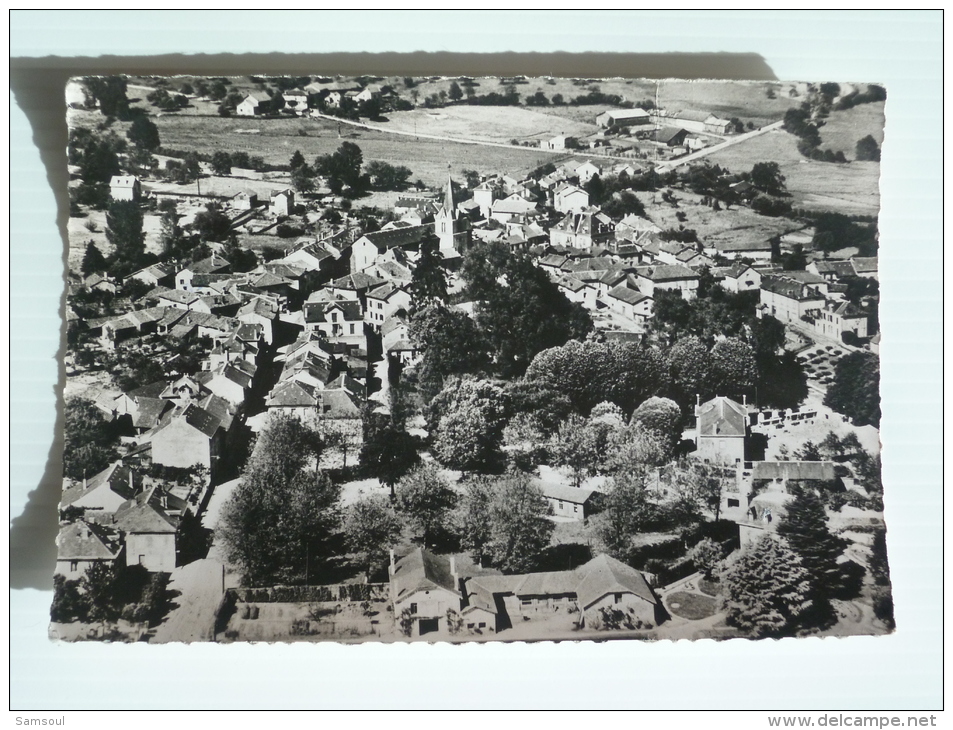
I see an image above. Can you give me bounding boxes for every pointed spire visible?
[441,169,454,216]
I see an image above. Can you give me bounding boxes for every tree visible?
[192,202,232,242]
[396,463,458,547]
[690,538,723,579]
[410,304,489,401]
[584,173,606,205]
[63,398,119,481]
[81,562,123,623]
[668,335,711,401]
[629,396,682,457]
[290,150,307,170]
[210,151,232,176]
[105,200,146,267]
[486,474,554,573]
[776,490,849,601]
[359,416,420,495]
[550,413,599,488]
[81,242,108,276]
[365,160,413,191]
[78,138,122,184]
[460,239,510,301]
[448,81,463,102]
[430,378,508,472]
[50,575,87,623]
[291,166,315,194]
[855,135,881,162]
[218,415,339,585]
[709,337,758,399]
[84,76,130,118]
[824,351,880,427]
[182,151,202,182]
[473,254,594,378]
[457,478,495,566]
[525,339,670,417]
[596,472,659,557]
[721,534,813,638]
[315,141,365,193]
[344,495,403,574]
[407,236,448,310]
[127,116,160,151]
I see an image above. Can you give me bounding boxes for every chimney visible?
[450,556,458,591]
[388,548,396,576]
[743,394,747,409]
[129,469,135,491]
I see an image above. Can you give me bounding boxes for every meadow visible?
[378,105,599,144]
[705,128,881,216]
[815,102,886,159]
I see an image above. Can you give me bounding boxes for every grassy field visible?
[815,102,886,159]
[379,105,599,143]
[144,113,567,187]
[657,80,801,128]
[705,129,881,215]
[634,188,800,248]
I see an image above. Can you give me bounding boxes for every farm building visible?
[237,92,272,116]
[596,108,651,128]
[537,482,601,521]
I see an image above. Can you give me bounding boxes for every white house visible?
[552,183,590,214]
[109,175,141,202]
[282,88,310,115]
[237,92,271,117]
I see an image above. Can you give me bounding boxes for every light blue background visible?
[10,10,943,710]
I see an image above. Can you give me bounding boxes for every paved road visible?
[655,120,784,172]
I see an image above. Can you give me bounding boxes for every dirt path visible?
[655,120,784,172]
[151,558,225,643]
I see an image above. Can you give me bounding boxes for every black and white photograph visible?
[50,71,892,645]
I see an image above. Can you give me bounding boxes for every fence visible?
[229,583,390,604]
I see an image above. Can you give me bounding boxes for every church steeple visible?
[440,172,454,216]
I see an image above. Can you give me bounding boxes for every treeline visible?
[783,106,848,164]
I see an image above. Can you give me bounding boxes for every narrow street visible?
[151,478,243,643]
[151,558,226,643]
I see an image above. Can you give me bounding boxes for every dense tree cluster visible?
[824,351,881,427]
[63,398,121,480]
[457,474,554,573]
[721,534,813,638]
[219,415,341,586]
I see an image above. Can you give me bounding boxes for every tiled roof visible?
[637,264,698,282]
[392,548,459,601]
[267,380,318,408]
[114,487,182,534]
[697,396,747,438]
[851,257,878,274]
[608,284,650,306]
[360,225,434,251]
[574,553,657,609]
[57,521,121,561]
[537,481,597,505]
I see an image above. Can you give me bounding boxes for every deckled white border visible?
[8,9,942,711]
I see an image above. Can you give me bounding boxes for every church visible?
[433,175,471,252]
